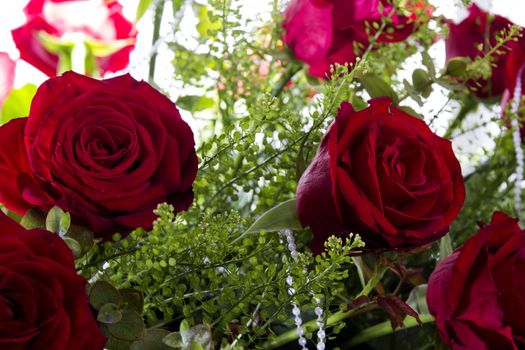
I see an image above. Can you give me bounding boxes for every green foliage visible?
[136,0,154,20]
[244,198,302,235]
[83,204,364,348]
[0,84,37,123]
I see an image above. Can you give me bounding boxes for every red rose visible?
[12,0,136,77]
[296,98,464,253]
[0,52,15,105]
[427,212,525,349]
[283,0,423,77]
[445,4,523,98]
[0,210,106,349]
[0,72,198,238]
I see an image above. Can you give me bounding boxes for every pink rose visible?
[0,52,15,105]
[283,0,423,77]
[12,0,137,77]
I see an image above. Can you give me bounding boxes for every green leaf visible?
[176,95,215,112]
[163,323,212,350]
[98,303,123,324]
[406,284,430,316]
[162,332,183,348]
[136,0,154,20]
[350,94,368,111]
[398,106,422,119]
[119,288,144,314]
[412,68,432,98]
[446,57,469,77]
[351,256,366,288]
[89,281,122,310]
[190,341,205,350]
[421,51,435,78]
[62,237,82,258]
[45,206,71,235]
[412,68,429,89]
[402,79,423,106]
[104,336,133,350]
[438,234,453,261]
[66,225,94,256]
[107,308,145,341]
[244,199,302,234]
[142,329,173,350]
[20,207,46,230]
[1,84,37,124]
[359,74,399,104]
[195,5,221,39]
[296,142,307,181]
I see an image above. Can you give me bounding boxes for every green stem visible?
[262,304,375,349]
[148,0,165,83]
[344,314,434,348]
[443,97,478,139]
[262,262,386,349]
[356,260,388,298]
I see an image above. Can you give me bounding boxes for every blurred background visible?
[2,0,524,93]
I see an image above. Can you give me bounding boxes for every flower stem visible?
[148,0,165,83]
[261,303,375,349]
[344,314,434,348]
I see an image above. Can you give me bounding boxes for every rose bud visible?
[0,72,198,239]
[427,212,525,350]
[296,97,464,253]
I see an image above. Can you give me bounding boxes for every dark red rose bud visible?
[427,212,525,350]
[0,210,106,349]
[296,97,464,253]
[0,72,198,239]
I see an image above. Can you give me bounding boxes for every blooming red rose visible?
[427,212,525,349]
[0,72,198,238]
[0,210,106,349]
[445,4,523,98]
[283,0,424,77]
[0,52,15,105]
[12,0,137,77]
[296,97,464,253]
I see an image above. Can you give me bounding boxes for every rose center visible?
[86,139,114,157]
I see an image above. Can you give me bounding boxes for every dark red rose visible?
[0,71,198,238]
[283,0,424,78]
[0,52,15,105]
[445,4,523,98]
[12,0,136,77]
[427,212,525,349]
[296,97,464,253]
[0,210,106,349]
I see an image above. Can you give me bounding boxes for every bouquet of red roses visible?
[0,0,524,349]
